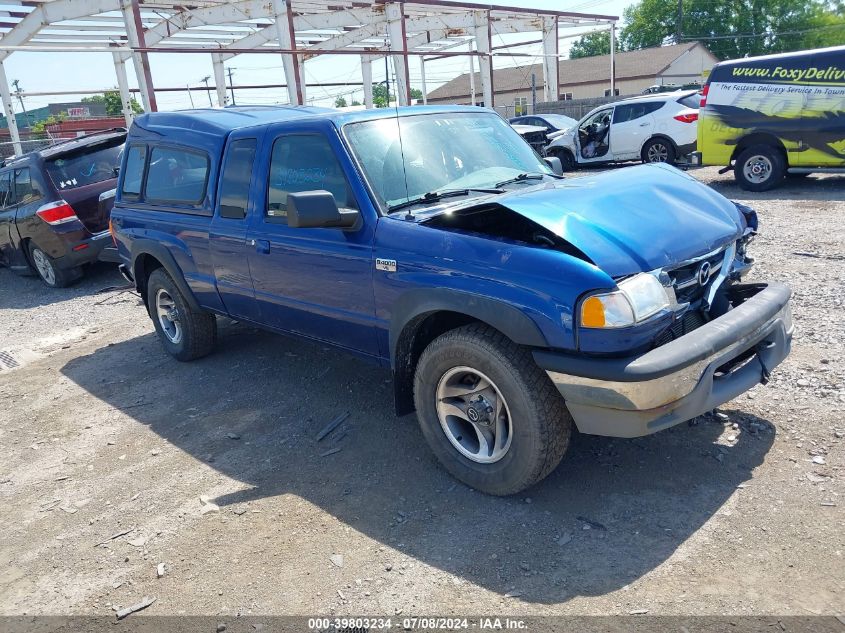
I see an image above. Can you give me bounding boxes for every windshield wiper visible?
[387,187,502,214]
[495,172,561,188]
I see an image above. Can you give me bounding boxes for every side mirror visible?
[287,190,359,229]
[544,156,563,176]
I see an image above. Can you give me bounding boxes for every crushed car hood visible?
[489,163,743,277]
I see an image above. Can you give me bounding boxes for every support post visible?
[212,53,228,107]
[121,0,157,112]
[541,16,559,103]
[386,2,411,106]
[272,0,304,105]
[112,52,134,126]
[0,60,21,155]
[361,56,374,109]
[610,22,616,97]
[419,56,427,105]
[469,46,476,106]
[474,10,493,108]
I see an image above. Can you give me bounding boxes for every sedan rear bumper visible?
[533,283,792,438]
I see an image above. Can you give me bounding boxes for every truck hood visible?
[490,163,743,277]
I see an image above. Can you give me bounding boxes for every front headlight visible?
[580,273,670,329]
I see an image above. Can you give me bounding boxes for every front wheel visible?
[146,268,217,361]
[642,138,677,164]
[734,144,785,192]
[413,324,572,496]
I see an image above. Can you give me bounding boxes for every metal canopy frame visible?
[0,0,618,154]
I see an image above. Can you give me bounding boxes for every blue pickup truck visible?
[110,105,792,495]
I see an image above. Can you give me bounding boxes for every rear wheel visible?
[413,324,572,496]
[734,144,785,192]
[28,243,79,288]
[146,268,217,361]
[642,138,676,164]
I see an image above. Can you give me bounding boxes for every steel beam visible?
[271,0,304,105]
[0,59,21,155]
[121,0,157,112]
[610,21,616,97]
[474,10,493,108]
[212,53,228,107]
[112,51,134,125]
[386,2,410,106]
[541,16,558,103]
[361,55,374,109]
[419,56,427,105]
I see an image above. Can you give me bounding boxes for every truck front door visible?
[246,122,379,358]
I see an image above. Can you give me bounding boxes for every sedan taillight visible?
[674,113,699,123]
[36,200,78,225]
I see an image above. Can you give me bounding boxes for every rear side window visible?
[121,145,146,198]
[218,139,257,220]
[145,146,209,205]
[14,168,42,205]
[45,139,122,190]
[0,171,12,208]
[267,134,357,220]
[677,93,701,109]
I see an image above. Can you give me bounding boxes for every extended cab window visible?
[219,139,257,220]
[13,168,41,205]
[122,145,146,198]
[267,134,357,219]
[145,146,209,205]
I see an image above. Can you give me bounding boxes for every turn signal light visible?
[36,200,78,225]
[674,113,699,123]
[581,296,607,328]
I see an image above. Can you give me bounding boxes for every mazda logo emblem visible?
[697,261,712,287]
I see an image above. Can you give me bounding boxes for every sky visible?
[5,0,635,114]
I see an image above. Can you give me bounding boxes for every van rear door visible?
[798,47,845,167]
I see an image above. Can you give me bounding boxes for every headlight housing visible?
[580,273,670,329]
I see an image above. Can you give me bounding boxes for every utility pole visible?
[201,76,213,107]
[384,55,390,107]
[531,72,537,113]
[11,79,29,129]
[227,67,237,106]
[676,0,683,44]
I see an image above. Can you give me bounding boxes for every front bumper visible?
[534,282,792,438]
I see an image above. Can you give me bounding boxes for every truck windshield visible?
[344,112,551,212]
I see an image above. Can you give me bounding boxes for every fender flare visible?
[389,288,548,364]
[130,239,202,313]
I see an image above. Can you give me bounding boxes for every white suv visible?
[545,91,701,170]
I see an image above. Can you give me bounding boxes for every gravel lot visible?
[0,167,843,619]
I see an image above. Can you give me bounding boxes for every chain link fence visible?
[0,137,54,161]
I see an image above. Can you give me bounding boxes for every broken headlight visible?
[580,273,670,329]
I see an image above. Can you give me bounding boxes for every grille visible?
[667,248,727,306]
[654,310,707,347]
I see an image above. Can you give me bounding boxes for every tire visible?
[734,144,786,192]
[28,242,79,288]
[550,147,576,171]
[146,268,217,361]
[641,137,677,164]
[413,324,572,496]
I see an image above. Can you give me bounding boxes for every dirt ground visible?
[0,167,843,619]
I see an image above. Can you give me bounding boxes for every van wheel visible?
[28,243,78,288]
[734,145,785,191]
[146,268,217,361]
[413,324,572,496]
[642,138,676,164]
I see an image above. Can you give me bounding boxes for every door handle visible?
[254,239,270,254]
[639,122,649,127]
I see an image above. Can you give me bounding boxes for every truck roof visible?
[130,104,486,138]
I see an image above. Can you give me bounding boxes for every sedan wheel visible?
[31,247,56,286]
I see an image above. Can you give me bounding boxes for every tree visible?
[370,84,424,107]
[410,87,423,102]
[620,0,845,59]
[334,96,348,108]
[569,31,614,59]
[82,90,143,116]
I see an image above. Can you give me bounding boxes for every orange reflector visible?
[581,296,606,328]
